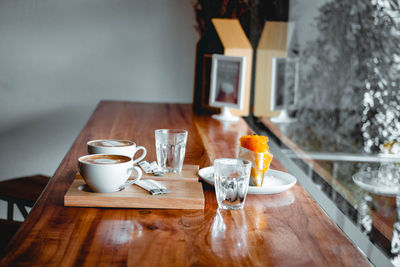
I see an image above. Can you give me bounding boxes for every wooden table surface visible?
[0,101,369,266]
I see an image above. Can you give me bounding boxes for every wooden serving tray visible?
[64,165,204,210]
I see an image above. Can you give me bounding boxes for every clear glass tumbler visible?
[155,129,188,173]
[214,158,251,210]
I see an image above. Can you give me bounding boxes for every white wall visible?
[0,0,197,182]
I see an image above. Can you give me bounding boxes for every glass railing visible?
[245,1,399,265]
[245,116,398,266]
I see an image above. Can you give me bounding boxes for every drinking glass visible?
[214,158,251,210]
[155,129,188,173]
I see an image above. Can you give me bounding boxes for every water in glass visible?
[214,158,251,210]
[155,129,188,173]
[156,143,186,173]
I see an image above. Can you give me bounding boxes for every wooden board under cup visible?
[64,165,204,210]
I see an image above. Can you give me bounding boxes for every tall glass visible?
[214,158,251,210]
[155,129,188,173]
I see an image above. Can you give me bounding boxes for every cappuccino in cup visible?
[87,139,147,165]
[80,154,130,164]
[78,154,143,193]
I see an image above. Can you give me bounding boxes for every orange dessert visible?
[239,135,273,186]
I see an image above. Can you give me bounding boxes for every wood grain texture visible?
[0,102,369,266]
[64,179,204,210]
[64,165,204,210]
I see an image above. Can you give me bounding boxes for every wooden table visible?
[0,101,369,266]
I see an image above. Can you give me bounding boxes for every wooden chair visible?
[0,174,50,252]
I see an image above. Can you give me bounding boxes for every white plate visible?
[198,166,297,195]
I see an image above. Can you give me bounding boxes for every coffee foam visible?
[93,158,121,164]
[90,140,132,147]
[81,154,130,164]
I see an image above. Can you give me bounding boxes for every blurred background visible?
[0,0,197,181]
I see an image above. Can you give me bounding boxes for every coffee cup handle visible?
[132,146,147,165]
[120,166,143,189]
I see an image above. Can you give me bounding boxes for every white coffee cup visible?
[78,154,143,193]
[87,139,147,165]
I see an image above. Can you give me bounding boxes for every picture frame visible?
[209,54,246,120]
[199,54,219,114]
[193,19,252,116]
[270,57,299,111]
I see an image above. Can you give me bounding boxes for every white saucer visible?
[198,166,297,195]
